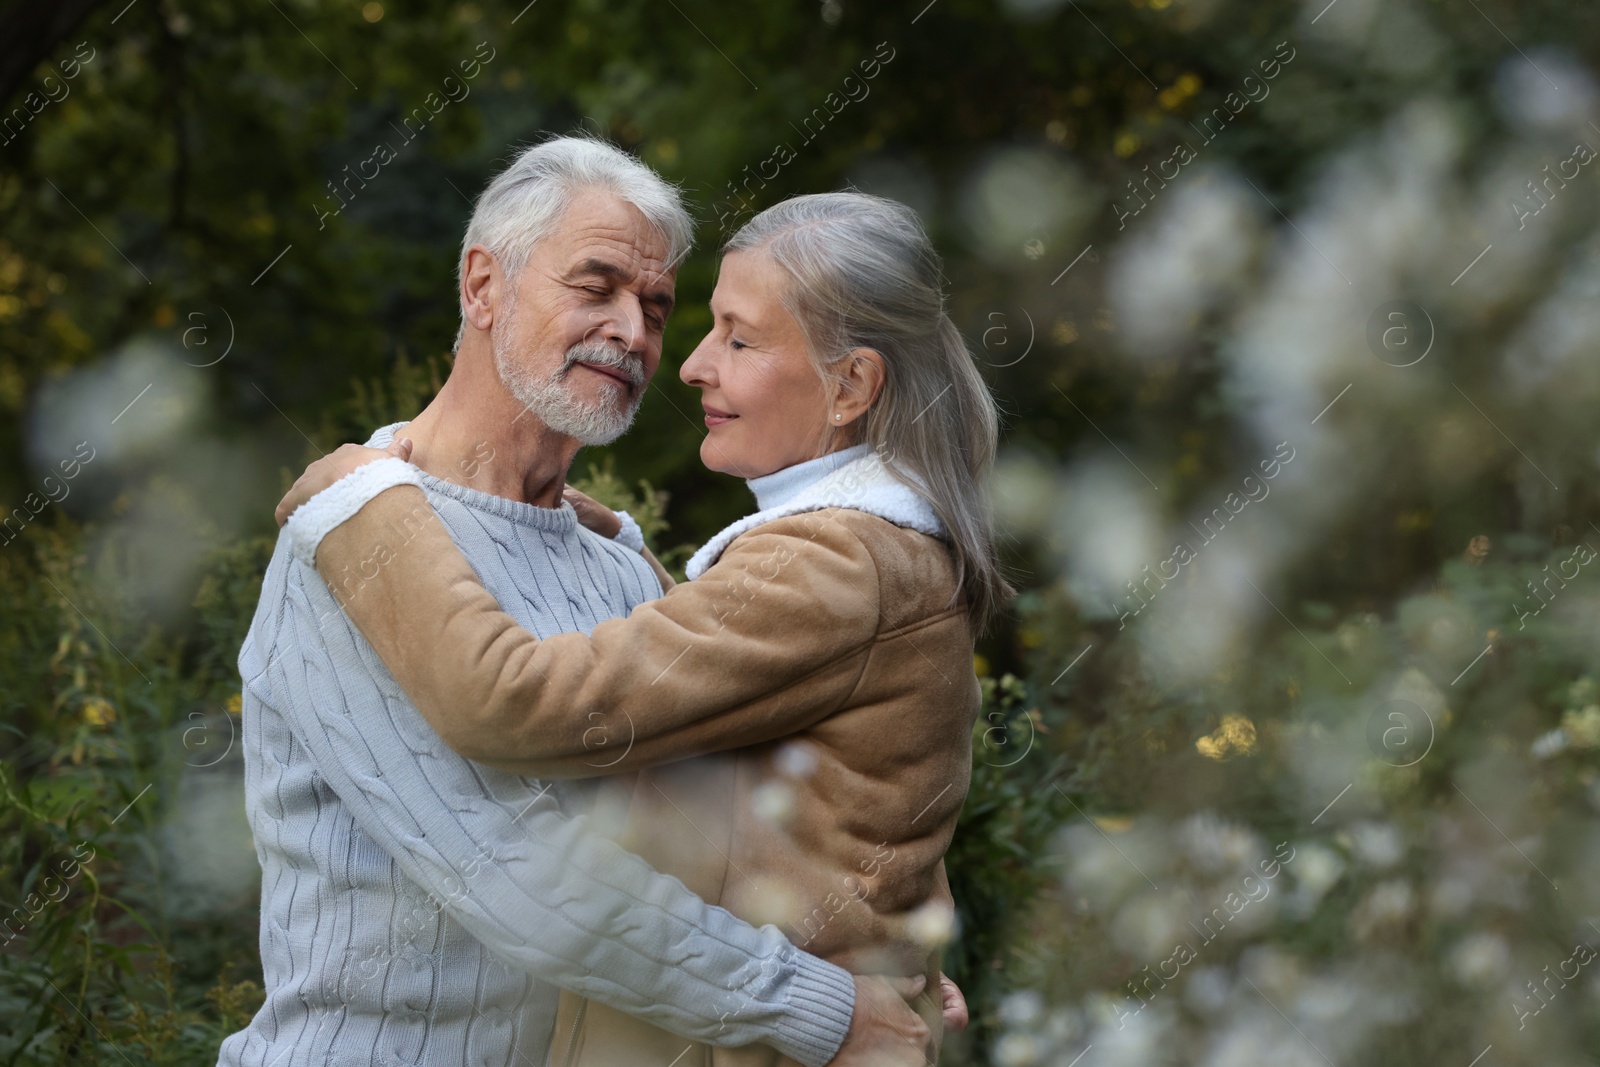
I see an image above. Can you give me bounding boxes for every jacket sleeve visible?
[244,548,857,1067]
[309,482,882,779]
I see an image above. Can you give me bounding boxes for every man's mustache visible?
[559,342,646,388]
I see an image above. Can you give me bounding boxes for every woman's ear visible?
[834,347,887,426]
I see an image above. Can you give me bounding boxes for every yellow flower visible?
[1562,704,1600,748]
[226,692,244,715]
[1196,715,1258,760]
[83,697,116,726]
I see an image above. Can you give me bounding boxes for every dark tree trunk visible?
[0,0,111,108]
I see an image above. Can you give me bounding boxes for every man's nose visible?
[588,300,647,354]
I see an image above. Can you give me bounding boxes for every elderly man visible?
[222,137,948,1067]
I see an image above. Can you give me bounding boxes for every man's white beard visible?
[493,307,645,446]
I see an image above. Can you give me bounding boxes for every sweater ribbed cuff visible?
[283,457,425,567]
[767,948,857,1067]
[613,510,646,553]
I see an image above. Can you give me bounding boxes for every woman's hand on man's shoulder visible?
[274,438,412,527]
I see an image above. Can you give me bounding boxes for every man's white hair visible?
[454,135,694,348]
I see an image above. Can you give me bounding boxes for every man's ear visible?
[461,245,502,333]
[834,347,887,426]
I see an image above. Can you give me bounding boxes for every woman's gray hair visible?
[455,135,694,348]
[726,192,1012,631]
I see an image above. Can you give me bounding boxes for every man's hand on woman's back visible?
[830,974,932,1067]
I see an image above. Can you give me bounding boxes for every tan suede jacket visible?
[314,486,981,1067]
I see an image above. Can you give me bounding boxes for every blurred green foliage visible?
[6,0,1600,1063]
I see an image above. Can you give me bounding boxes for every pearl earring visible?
[833,413,842,421]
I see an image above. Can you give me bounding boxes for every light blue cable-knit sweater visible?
[217,424,855,1067]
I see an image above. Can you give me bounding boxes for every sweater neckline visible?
[745,445,872,511]
[367,422,580,535]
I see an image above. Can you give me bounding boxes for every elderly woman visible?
[276,192,1009,1067]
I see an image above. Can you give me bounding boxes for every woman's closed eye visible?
[729,336,750,350]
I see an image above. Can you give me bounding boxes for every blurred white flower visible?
[1429,811,1531,915]
[994,1033,1045,1067]
[29,337,205,472]
[1240,944,1304,993]
[1042,1008,1081,1045]
[1503,243,1600,399]
[750,780,794,825]
[773,741,818,779]
[1302,0,1377,42]
[1350,878,1413,939]
[1428,876,1474,920]
[1224,99,1465,595]
[1294,973,1361,1023]
[1286,843,1345,917]
[162,754,257,915]
[1181,811,1263,874]
[1531,727,1569,760]
[1369,2,1444,77]
[1062,830,1135,909]
[1086,1000,1173,1067]
[999,990,1046,1028]
[906,898,957,948]
[1449,932,1512,987]
[1201,1013,1325,1067]
[1135,577,1250,688]
[961,148,1095,266]
[1111,889,1191,960]
[1049,458,1161,620]
[741,877,801,928]
[1461,148,1560,303]
[1109,173,1259,360]
[1387,666,1449,725]
[994,452,1062,539]
[1185,965,1232,1012]
[1495,50,1598,130]
[1345,821,1404,868]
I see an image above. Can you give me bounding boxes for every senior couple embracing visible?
[221,135,1009,1067]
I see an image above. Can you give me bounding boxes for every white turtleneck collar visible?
[745,444,871,511]
[685,445,947,580]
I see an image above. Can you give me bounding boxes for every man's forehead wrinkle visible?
[561,230,671,278]
[566,255,673,291]
[570,257,630,281]
[562,239,676,306]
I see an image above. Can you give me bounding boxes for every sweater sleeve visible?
[308,483,881,779]
[247,554,857,1066]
